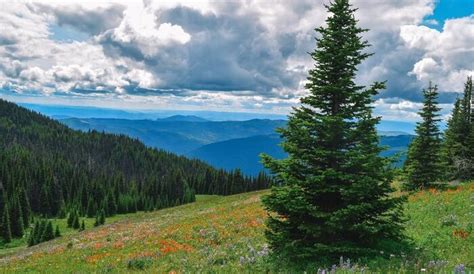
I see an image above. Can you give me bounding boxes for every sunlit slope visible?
[1,183,473,272]
[0,191,270,272]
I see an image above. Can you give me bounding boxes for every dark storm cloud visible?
[99,6,300,97]
[36,3,126,35]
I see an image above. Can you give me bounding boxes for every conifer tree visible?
[261,0,404,263]
[9,195,24,238]
[94,212,100,227]
[404,83,443,190]
[66,210,74,228]
[72,214,80,230]
[0,205,12,243]
[31,220,41,246]
[99,209,106,225]
[442,99,464,178]
[27,228,36,247]
[19,188,31,228]
[443,76,474,179]
[86,199,96,218]
[55,225,61,237]
[40,221,54,242]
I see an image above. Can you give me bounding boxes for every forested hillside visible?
[0,99,270,242]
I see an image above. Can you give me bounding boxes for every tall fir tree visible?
[261,0,405,263]
[443,76,474,179]
[9,194,24,238]
[404,83,443,190]
[442,99,464,178]
[1,204,12,243]
[40,221,54,242]
[55,225,61,238]
[19,188,31,228]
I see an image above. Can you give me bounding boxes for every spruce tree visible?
[27,228,36,247]
[40,221,54,242]
[261,0,404,263]
[36,220,47,243]
[31,220,44,245]
[55,225,61,238]
[9,195,24,238]
[19,188,31,228]
[86,199,95,218]
[66,210,74,228]
[72,214,80,230]
[99,209,106,225]
[0,205,12,243]
[443,76,474,179]
[404,83,443,190]
[442,99,464,179]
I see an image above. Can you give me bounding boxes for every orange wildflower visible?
[452,229,469,239]
[159,239,193,254]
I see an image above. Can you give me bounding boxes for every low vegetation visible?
[0,182,472,272]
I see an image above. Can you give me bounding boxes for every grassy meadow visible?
[0,183,472,273]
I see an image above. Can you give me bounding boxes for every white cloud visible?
[0,0,471,120]
[401,16,474,92]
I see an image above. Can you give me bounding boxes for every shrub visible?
[127,257,153,270]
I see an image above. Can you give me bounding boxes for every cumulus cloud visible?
[400,16,474,92]
[0,0,471,120]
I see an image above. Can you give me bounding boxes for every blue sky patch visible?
[49,24,90,43]
[423,0,474,30]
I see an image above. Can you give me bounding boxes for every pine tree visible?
[19,188,31,228]
[36,220,47,244]
[27,228,36,247]
[443,76,474,179]
[442,99,464,178]
[94,214,100,227]
[55,225,61,237]
[86,199,96,218]
[99,209,106,225]
[66,210,74,228]
[9,194,24,238]
[260,0,404,263]
[40,221,54,242]
[404,83,443,190]
[0,205,12,243]
[28,221,40,247]
[31,220,42,246]
[79,220,85,231]
[72,213,80,230]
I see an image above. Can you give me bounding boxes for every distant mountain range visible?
[19,103,288,121]
[59,116,414,175]
[13,102,417,175]
[60,117,286,155]
[188,134,286,176]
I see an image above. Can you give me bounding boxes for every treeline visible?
[0,99,271,243]
[404,77,473,190]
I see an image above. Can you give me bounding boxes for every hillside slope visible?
[1,183,472,272]
[189,134,414,175]
[187,134,286,175]
[0,99,269,224]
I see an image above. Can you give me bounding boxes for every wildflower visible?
[454,264,465,274]
[239,256,245,265]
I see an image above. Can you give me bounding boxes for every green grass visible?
[0,184,472,273]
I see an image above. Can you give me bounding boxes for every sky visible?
[0,0,473,121]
